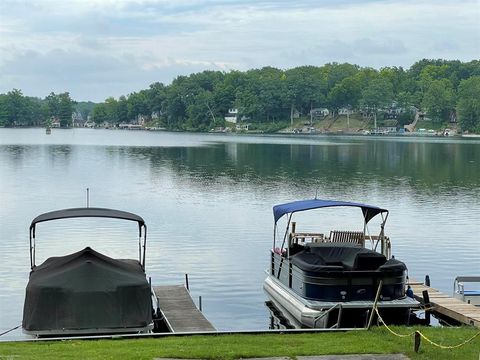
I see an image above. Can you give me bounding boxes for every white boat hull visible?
[264,275,419,328]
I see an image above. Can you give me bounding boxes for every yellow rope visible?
[374,308,415,338]
[417,330,480,349]
[374,307,480,349]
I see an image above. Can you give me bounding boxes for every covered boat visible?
[22,208,158,336]
[264,199,419,328]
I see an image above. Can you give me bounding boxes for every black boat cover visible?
[291,244,395,272]
[22,247,152,333]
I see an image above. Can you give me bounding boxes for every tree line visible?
[1,59,480,132]
[0,90,76,128]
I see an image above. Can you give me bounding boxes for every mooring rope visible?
[417,328,480,349]
[0,324,21,337]
[374,307,480,349]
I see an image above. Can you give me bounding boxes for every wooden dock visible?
[409,280,480,328]
[153,285,216,333]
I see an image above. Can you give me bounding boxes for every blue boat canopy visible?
[273,199,388,224]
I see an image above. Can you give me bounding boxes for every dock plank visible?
[153,285,216,333]
[409,280,480,328]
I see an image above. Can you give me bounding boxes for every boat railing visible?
[454,276,480,299]
[290,232,325,244]
[290,231,367,246]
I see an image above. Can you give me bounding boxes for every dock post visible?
[199,296,202,312]
[422,290,431,325]
[185,273,189,291]
[414,331,421,353]
[425,275,430,287]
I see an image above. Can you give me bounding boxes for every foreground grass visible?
[0,327,479,360]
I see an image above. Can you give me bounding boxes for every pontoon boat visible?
[264,199,419,328]
[22,207,162,336]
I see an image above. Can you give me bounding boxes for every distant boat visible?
[45,127,51,135]
[264,199,419,328]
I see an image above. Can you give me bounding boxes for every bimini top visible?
[30,207,145,236]
[273,199,388,224]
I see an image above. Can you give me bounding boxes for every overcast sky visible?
[0,0,479,102]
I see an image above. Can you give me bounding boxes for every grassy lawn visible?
[0,327,479,360]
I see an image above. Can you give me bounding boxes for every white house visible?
[225,108,238,124]
[338,108,352,115]
[310,108,329,117]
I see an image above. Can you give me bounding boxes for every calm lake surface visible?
[1,128,479,339]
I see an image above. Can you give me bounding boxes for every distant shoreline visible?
[1,125,479,138]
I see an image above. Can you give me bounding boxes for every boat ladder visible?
[313,303,343,328]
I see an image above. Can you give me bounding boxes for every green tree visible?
[421,79,454,123]
[4,89,27,126]
[361,78,394,112]
[185,89,216,130]
[75,101,96,121]
[45,92,60,119]
[92,103,108,124]
[457,76,480,132]
[117,96,129,123]
[104,97,119,125]
[325,62,359,90]
[285,66,326,120]
[146,82,167,116]
[127,92,148,121]
[328,76,361,114]
[0,94,8,125]
[58,92,75,127]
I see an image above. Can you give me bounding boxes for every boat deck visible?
[409,280,480,328]
[153,285,216,333]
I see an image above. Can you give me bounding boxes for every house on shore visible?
[225,108,239,124]
[310,108,329,118]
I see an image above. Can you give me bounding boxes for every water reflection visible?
[0,130,479,339]
[48,145,73,166]
[125,140,480,193]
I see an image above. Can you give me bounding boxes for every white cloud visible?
[0,0,478,101]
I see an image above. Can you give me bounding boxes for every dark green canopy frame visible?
[29,207,147,270]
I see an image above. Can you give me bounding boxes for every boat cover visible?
[273,199,388,224]
[291,244,393,272]
[23,247,152,333]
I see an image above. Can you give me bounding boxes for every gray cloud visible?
[0,0,478,102]
[0,48,215,101]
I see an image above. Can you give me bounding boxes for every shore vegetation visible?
[1,60,479,133]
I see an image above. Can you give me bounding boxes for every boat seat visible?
[329,230,364,246]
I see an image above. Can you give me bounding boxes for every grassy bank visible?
[0,327,479,360]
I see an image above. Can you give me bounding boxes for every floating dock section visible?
[409,280,480,328]
[153,285,216,333]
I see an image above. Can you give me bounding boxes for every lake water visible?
[1,128,479,339]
